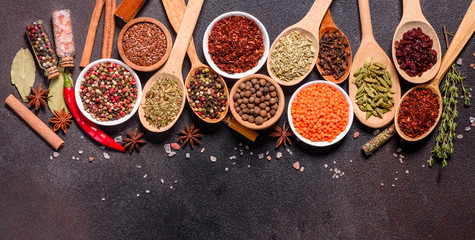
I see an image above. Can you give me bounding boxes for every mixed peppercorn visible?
[187,68,227,119]
[26,20,59,78]
[79,61,138,122]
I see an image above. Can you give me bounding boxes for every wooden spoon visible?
[391,0,442,84]
[349,0,401,129]
[266,0,333,86]
[316,9,352,84]
[138,0,204,132]
[395,0,475,142]
[162,0,229,124]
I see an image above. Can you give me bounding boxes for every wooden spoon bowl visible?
[391,0,441,84]
[394,0,475,141]
[138,0,204,132]
[162,0,230,124]
[316,10,352,84]
[117,17,172,72]
[267,0,333,87]
[349,0,401,129]
[229,74,285,130]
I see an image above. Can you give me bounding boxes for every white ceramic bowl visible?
[287,80,354,147]
[203,11,270,79]
[75,59,142,126]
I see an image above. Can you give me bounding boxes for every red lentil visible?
[397,88,439,138]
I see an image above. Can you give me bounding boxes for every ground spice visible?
[395,27,437,77]
[123,22,167,66]
[397,88,439,138]
[208,16,264,74]
[143,78,182,128]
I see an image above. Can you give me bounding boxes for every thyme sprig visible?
[430,64,470,167]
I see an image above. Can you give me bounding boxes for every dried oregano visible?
[143,78,182,128]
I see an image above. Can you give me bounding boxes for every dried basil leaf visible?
[11,48,36,102]
[48,68,69,114]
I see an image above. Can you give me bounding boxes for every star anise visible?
[27,84,51,110]
[49,108,72,133]
[269,121,292,148]
[178,123,202,148]
[123,128,147,152]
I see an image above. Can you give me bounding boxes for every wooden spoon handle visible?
[162,0,201,67]
[432,0,475,86]
[401,0,424,22]
[320,9,334,30]
[161,0,204,74]
[299,0,333,31]
[358,0,375,42]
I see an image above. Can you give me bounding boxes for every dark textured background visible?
[1,0,474,239]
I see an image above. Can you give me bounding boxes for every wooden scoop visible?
[395,0,475,142]
[266,0,333,86]
[162,0,229,124]
[349,0,401,129]
[138,0,204,132]
[391,0,442,84]
[317,9,352,84]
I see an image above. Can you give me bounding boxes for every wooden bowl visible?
[117,17,172,72]
[229,74,285,130]
[185,67,230,124]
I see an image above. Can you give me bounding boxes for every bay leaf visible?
[48,68,69,114]
[11,48,36,102]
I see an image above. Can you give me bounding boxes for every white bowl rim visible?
[287,80,354,147]
[203,11,270,79]
[75,58,142,126]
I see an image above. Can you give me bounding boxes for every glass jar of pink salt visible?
[52,9,75,68]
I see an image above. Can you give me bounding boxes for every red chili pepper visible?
[63,70,125,152]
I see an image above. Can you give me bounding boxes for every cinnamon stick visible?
[101,0,113,58]
[80,0,105,68]
[107,0,116,58]
[5,94,64,150]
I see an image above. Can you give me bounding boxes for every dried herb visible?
[27,84,51,110]
[269,121,292,148]
[430,65,469,167]
[178,123,202,148]
[123,128,147,152]
[49,108,72,133]
[208,16,264,74]
[143,78,182,128]
[318,30,350,80]
[362,124,396,155]
[11,48,36,102]
[270,31,315,82]
[353,57,395,119]
[48,68,69,114]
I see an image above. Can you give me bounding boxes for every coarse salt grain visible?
[250,152,253,155]
[137,193,140,197]
[185,153,190,159]
[456,57,462,65]
[293,162,300,170]
[168,151,176,157]
[72,156,75,160]
[210,156,217,162]
[49,156,53,160]
[258,153,264,159]
[143,174,148,178]
[324,164,328,168]
[276,152,283,159]
[201,148,205,153]
[287,148,293,156]
[78,150,83,155]
[146,190,150,193]
[457,134,463,139]
[470,117,475,123]
[373,129,380,135]
[101,198,105,201]
[136,165,141,168]
[397,148,402,153]
[170,186,173,189]
[267,156,271,161]
[466,127,471,132]
[353,131,359,138]
[393,153,398,158]
[225,167,229,172]
[233,162,236,165]
[160,179,164,183]
[247,165,250,168]
[300,167,304,172]
[53,152,59,158]
[245,145,249,149]
[114,135,123,143]
[103,152,110,159]
[229,155,236,160]
[405,170,409,174]
[100,145,106,150]
[164,144,171,154]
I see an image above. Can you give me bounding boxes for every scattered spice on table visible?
[353,57,395,119]
[291,83,349,142]
[123,128,146,152]
[318,30,350,80]
[49,108,72,133]
[26,20,59,79]
[269,121,292,148]
[187,67,227,119]
[208,15,264,74]
[395,27,437,77]
[27,84,51,110]
[170,142,180,150]
[178,123,202,148]
[52,9,75,68]
[143,78,182,128]
[80,61,138,122]
[270,31,315,82]
[233,77,279,125]
[397,88,439,138]
[122,22,167,66]
[430,65,470,167]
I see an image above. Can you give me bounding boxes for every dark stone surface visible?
[1,0,474,239]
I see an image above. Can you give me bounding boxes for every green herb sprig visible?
[430,64,470,167]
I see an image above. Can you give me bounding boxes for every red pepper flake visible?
[208,16,264,74]
[397,88,439,138]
